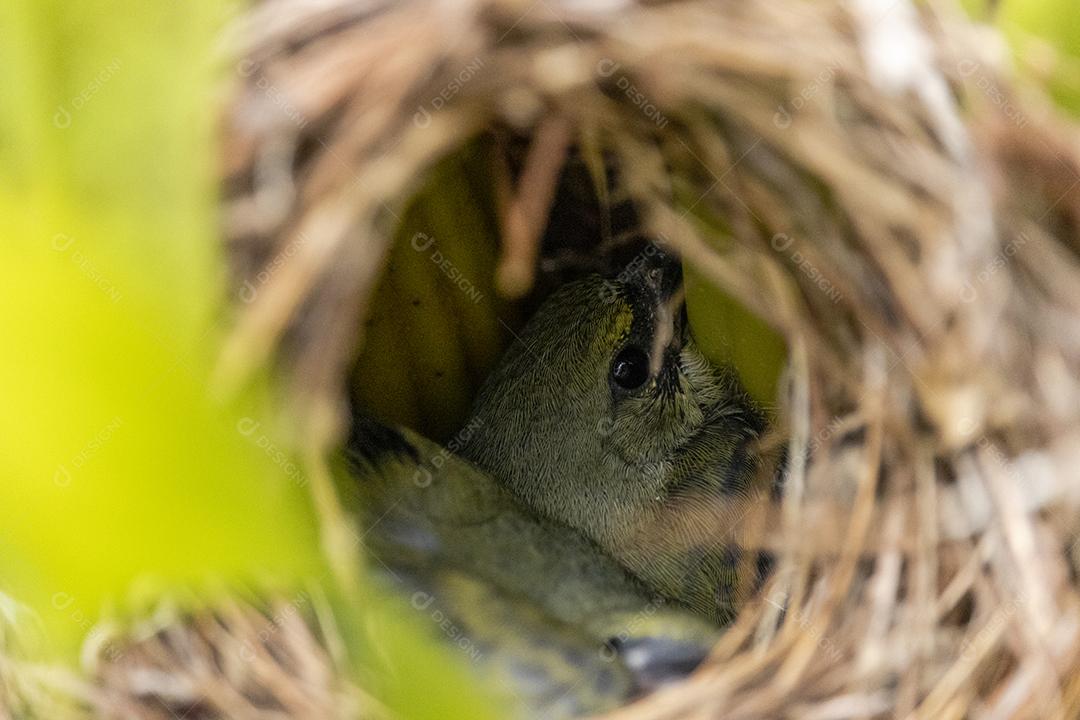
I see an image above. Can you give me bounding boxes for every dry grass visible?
[10,0,1080,717]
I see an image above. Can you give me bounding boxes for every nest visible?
[12,0,1080,717]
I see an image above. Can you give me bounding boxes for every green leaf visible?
[684,263,786,411]
[0,0,322,652]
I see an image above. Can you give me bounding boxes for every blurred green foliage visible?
[684,264,786,411]
[999,0,1080,113]
[676,186,786,410]
[0,0,322,653]
[963,0,1080,114]
[0,6,499,719]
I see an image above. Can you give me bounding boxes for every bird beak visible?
[646,251,687,377]
[674,293,690,346]
[641,248,683,302]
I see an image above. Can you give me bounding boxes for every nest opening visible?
[18,1,1080,718]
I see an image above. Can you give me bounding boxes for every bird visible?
[341,415,721,717]
[458,251,767,623]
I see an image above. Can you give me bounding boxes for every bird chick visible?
[460,253,766,622]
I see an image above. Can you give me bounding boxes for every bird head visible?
[461,250,766,618]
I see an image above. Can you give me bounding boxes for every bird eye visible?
[610,346,650,390]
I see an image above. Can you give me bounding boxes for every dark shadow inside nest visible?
[497,129,661,312]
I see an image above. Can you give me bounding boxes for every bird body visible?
[342,419,719,716]
[341,251,764,715]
